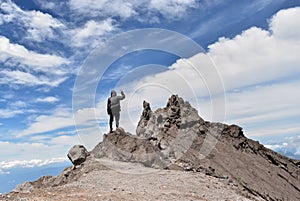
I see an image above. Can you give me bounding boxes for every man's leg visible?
[109,114,114,132]
[115,112,120,128]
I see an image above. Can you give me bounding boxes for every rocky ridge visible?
[3,95,300,201]
[91,95,300,200]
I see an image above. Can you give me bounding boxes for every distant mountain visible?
[277,149,300,160]
[0,162,70,194]
[3,95,300,201]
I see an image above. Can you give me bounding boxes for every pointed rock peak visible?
[136,94,204,138]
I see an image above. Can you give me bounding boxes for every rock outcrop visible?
[92,95,300,201]
[91,128,169,168]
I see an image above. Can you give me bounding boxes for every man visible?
[107,90,125,133]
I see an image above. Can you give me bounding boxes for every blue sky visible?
[0,0,300,188]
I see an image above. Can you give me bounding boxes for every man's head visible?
[111,90,117,97]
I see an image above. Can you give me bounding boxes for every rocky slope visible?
[92,95,300,200]
[3,95,300,201]
[1,158,255,201]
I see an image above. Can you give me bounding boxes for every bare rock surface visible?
[2,159,256,201]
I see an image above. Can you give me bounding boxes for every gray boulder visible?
[67,145,89,166]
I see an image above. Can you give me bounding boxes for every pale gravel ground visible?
[1,159,256,201]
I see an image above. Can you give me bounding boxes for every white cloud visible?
[0,101,36,119]
[26,10,64,42]
[49,135,80,146]
[0,1,20,24]
[0,157,67,169]
[269,7,300,40]
[196,7,300,138]
[208,26,300,90]
[0,70,67,87]
[0,135,80,172]
[0,141,60,162]
[149,0,198,19]
[0,35,69,88]
[16,105,106,138]
[0,109,23,118]
[0,1,64,42]
[17,108,75,137]
[69,0,138,19]
[69,0,198,21]
[222,80,300,121]
[0,36,69,73]
[36,96,59,103]
[0,1,116,51]
[9,101,27,108]
[0,169,10,175]
[0,137,80,167]
[70,19,116,48]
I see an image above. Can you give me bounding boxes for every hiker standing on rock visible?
[107,90,125,133]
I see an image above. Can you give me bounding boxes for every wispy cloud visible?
[70,19,116,48]
[26,10,64,42]
[32,0,67,11]
[0,70,68,87]
[68,0,199,21]
[16,105,106,139]
[0,157,67,169]
[148,0,198,19]
[0,169,10,175]
[0,1,71,89]
[0,0,64,42]
[0,36,69,72]
[0,139,79,164]
[17,108,75,137]
[9,101,27,108]
[36,96,59,103]
[69,0,138,19]
[0,33,69,87]
[0,109,23,119]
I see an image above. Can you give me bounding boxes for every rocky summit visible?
[3,95,300,201]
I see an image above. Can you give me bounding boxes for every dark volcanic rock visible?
[67,145,89,166]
